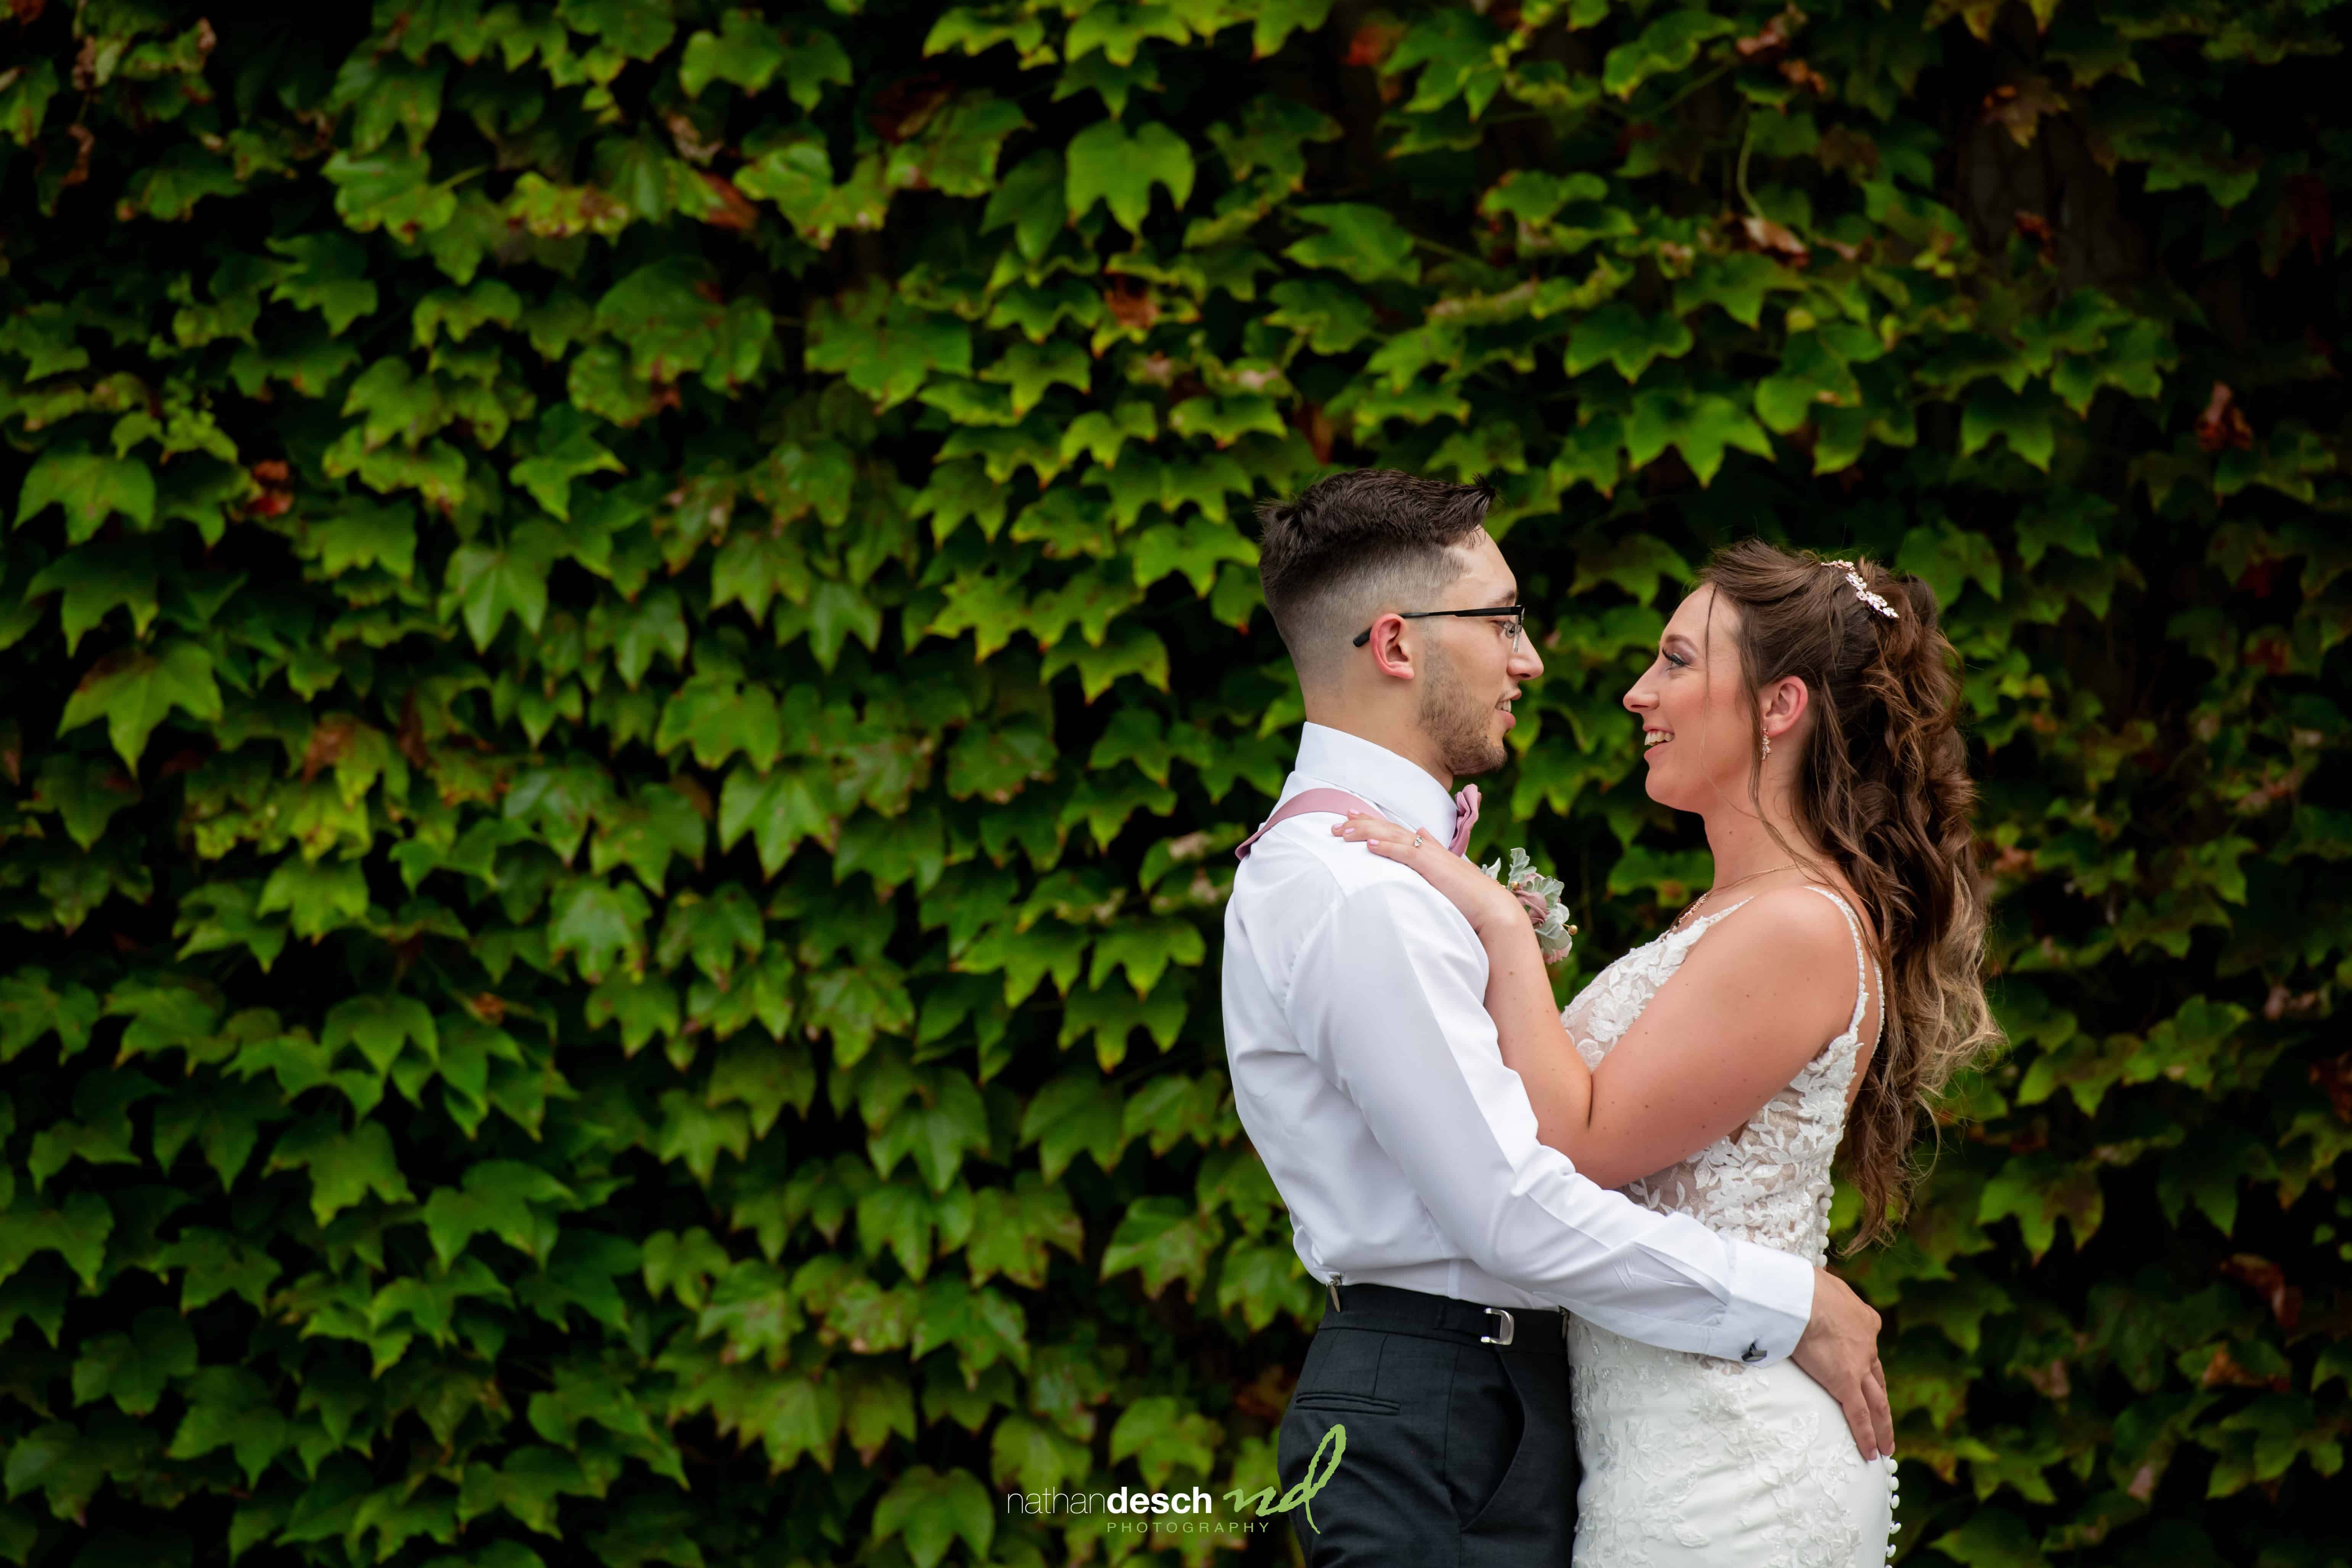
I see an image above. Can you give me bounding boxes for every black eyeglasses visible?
[1353,605,1530,649]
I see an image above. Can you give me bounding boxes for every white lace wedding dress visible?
[1561,887,1900,1567]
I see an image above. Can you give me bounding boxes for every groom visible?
[1222,470,1891,1562]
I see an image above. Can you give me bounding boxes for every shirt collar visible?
[1291,722,1460,843]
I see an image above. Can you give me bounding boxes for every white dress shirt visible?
[1222,723,1816,1364]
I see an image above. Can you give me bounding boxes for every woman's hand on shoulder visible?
[1331,814,1522,935]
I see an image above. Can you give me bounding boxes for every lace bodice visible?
[1560,887,1899,1568]
[1560,887,1882,1265]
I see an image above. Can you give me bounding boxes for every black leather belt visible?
[1318,1279,1569,1358]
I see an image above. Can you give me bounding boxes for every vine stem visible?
[1413,234,1493,269]
[1736,111,1761,219]
[1657,55,1739,116]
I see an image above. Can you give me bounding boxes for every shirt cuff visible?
[1703,1243,1815,1366]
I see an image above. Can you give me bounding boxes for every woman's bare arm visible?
[1481,889,1869,1186]
[1474,912,1600,1157]
[1335,816,1874,1188]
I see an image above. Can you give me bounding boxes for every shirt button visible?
[1741,1342,1765,1363]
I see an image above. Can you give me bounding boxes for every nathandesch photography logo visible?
[1003,1424,1349,1536]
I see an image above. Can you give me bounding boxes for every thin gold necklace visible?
[1670,864,1801,931]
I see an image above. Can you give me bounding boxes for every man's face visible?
[1417,529,1545,777]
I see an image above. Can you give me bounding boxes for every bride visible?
[1332,541,1997,1567]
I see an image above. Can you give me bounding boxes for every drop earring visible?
[1760,733,1773,761]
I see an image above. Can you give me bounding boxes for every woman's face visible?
[1623,588,1759,813]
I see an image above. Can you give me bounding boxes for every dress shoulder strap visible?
[1233,788,1382,860]
[1799,885,1882,1046]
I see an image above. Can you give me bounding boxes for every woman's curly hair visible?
[1700,540,2002,1248]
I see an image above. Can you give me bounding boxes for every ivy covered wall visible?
[0,0,2346,1565]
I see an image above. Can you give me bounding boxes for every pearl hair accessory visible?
[1824,559,1900,619]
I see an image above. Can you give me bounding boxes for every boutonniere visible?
[1483,847,1578,965]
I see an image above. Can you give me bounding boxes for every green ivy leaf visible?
[1065,119,1197,234]
[250,862,368,950]
[70,1307,198,1417]
[421,1160,575,1266]
[29,750,141,850]
[154,1228,282,1312]
[804,288,972,411]
[1281,203,1421,285]
[1961,382,2059,470]
[1601,10,1739,98]
[679,15,852,109]
[14,448,156,543]
[322,150,459,240]
[1018,1072,1127,1182]
[556,0,678,60]
[266,1114,415,1226]
[166,1366,288,1486]
[267,233,382,333]
[1624,386,1774,485]
[442,521,562,648]
[56,639,224,770]
[547,876,653,984]
[981,149,1066,263]
[1563,301,1696,380]
[456,1445,599,1536]
[1108,1393,1221,1488]
[0,1193,113,1290]
[1248,0,1336,58]
[967,1174,1085,1289]
[1388,7,1508,117]
[868,1070,990,1193]
[869,1464,993,1568]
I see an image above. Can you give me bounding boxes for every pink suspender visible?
[1233,789,1381,860]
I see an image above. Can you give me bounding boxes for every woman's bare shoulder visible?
[1691,884,1867,984]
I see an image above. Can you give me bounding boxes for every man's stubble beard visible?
[1418,641,1508,778]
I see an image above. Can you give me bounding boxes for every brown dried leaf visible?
[1815,126,1880,180]
[1981,77,2069,149]
[2014,209,2055,262]
[2197,1343,2289,1391]
[1344,17,1406,68]
[1291,402,1335,467]
[397,692,430,770]
[1735,5,1805,57]
[1738,214,1811,264]
[61,122,93,187]
[1232,1364,1296,1424]
[301,717,357,782]
[2283,174,2332,265]
[2218,1254,2302,1330]
[696,173,758,232]
[666,112,723,167]
[1779,57,1829,95]
[866,74,954,143]
[2194,382,2254,454]
[2311,1051,2352,1121]
[1103,278,1161,332]
[670,771,714,821]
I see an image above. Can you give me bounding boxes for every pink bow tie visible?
[1448,783,1480,856]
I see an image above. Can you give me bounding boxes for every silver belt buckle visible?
[1480,1307,1515,1346]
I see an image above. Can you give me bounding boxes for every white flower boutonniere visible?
[1482,847,1578,966]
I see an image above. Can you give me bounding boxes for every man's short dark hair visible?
[1255,469,1495,688]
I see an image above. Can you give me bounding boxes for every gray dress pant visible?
[1275,1282,1576,1566]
